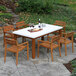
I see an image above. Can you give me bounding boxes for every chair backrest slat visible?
[51,35,60,43]
[3,25,14,32]
[16,21,30,30]
[54,20,66,27]
[5,38,17,45]
[16,21,25,29]
[54,20,66,32]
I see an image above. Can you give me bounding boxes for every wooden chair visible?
[60,32,74,56]
[4,38,29,65]
[53,20,66,33]
[37,35,61,61]
[3,25,15,46]
[47,20,66,39]
[16,21,29,30]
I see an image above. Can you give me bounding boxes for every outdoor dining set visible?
[3,20,74,65]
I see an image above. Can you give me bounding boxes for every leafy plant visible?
[0,13,13,19]
[16,0,53,14]
[71,59,76,76]
[0,5,6,12]
[73,34,76,41]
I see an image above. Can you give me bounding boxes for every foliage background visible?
[16,0,53,14]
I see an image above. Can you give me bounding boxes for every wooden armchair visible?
[60,32,74,56]
[38,35,61,61]
[53,20,66,34]
[4,38,29,65]
[3,25,15,46]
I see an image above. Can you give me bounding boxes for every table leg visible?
[41,36,44,40]
[32,39,35,59]
[22,37,26,42]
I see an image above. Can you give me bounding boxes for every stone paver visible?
[35,62,70,76]
[0,37,76,76]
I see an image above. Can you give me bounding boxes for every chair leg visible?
[16,52,18,66]
[60,43,62,48]
[59,46,61,57]
[4,49,7,63]
[72,42,74,53]
[51,49,53,61]
[65,44,67,56]
[27,46,29,60]
[37,44,39,58]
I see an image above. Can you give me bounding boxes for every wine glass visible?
[29,23,35,30]
[42,23,45,27]
[32,25,34,28]
[31,23,34,28]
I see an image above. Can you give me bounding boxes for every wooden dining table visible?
[13,23,63,59]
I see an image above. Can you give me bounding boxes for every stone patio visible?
[0,36,76,76]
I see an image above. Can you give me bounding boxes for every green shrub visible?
[0,5,6,12]
[0,13,13,19]
[74,34,76,41]
[16,0,53,14]
[71,60,76,76]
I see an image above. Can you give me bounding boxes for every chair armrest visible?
[38,40,50,44]
[48,35,56,39]
[61,32,74,35]
[61,32,74,40]
[18,41,28,47]
[48,35,56,41]
[38,40,45,43]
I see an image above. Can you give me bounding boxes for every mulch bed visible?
[64,58,76,73]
